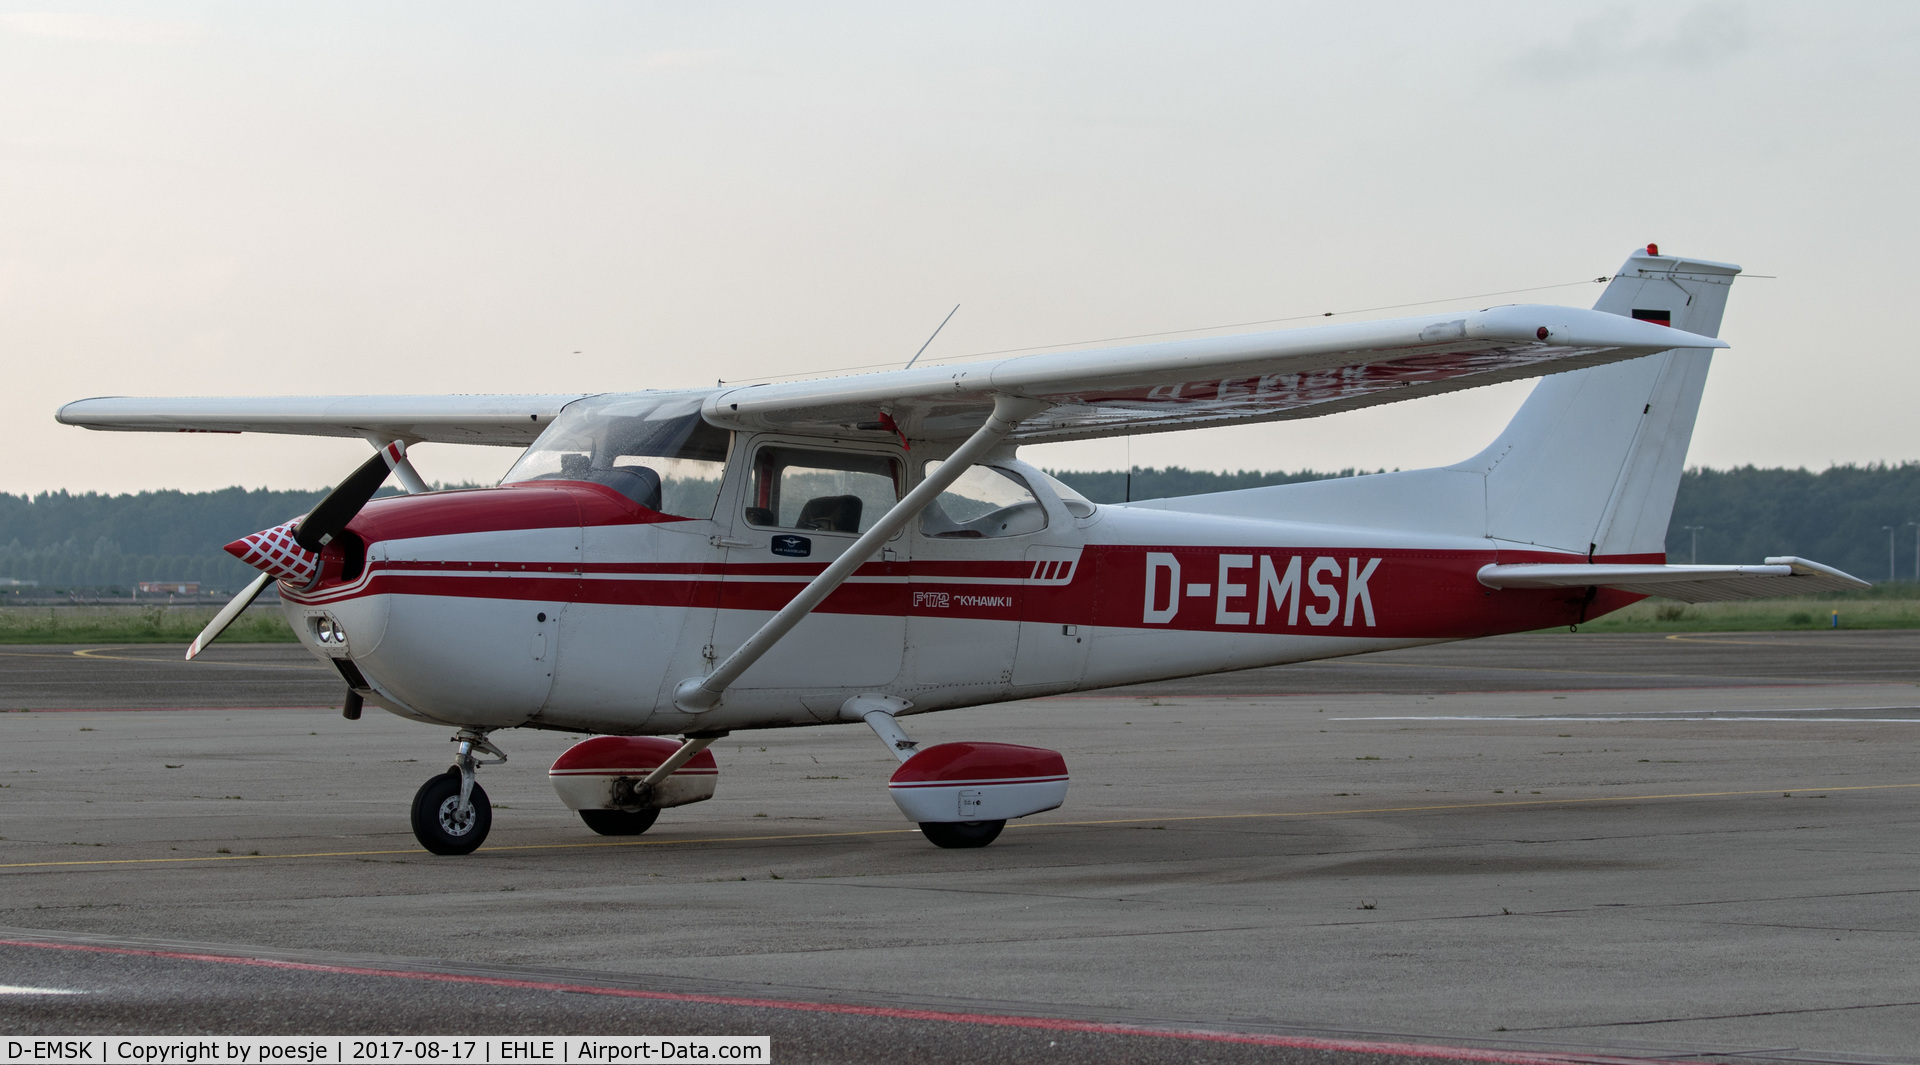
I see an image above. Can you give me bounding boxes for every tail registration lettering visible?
[1142,550,1379,630]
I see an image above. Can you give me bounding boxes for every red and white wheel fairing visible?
[549,736,718,811]
[888,741,1068,823]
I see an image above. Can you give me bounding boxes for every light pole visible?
[1682,525,1705,565]
[1884,526,1897,582]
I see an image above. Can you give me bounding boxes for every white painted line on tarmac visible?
[0,985,82,994]
[1338,706,1920,723]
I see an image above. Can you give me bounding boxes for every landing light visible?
[311,616,347,646]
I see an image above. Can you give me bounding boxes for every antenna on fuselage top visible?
[903,304,961,369]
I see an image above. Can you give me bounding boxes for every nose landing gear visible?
[410,730,506,855]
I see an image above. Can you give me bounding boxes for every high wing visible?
[55,302,1718,447]
[705,303,1724,443]
[55,393,588,446]
[1476,557,1870,603]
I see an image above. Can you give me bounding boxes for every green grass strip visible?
[0,605,298,644]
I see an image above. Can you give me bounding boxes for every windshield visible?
[502,393,731,519]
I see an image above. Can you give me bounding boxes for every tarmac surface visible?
[2,632,1918,1064]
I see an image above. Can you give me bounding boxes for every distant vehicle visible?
[137,581,200,595]
[57,246,1865,856]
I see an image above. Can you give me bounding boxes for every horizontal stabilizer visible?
[1476,556,1869,603]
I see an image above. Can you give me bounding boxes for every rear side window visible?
[746,446,902,535]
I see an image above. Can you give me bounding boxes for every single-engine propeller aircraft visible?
[57,245,1866,855]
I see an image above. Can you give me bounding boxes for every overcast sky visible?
[4,1,1915,495]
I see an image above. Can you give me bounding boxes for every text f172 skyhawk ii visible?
[57,246,1865,854]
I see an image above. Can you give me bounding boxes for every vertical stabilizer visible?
[1461,246,1740,557]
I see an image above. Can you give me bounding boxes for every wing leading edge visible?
[55,393,591,447]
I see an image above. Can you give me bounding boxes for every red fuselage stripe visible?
[286,547,1655,640]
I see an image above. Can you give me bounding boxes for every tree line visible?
[4,464,1919,594]
[2,487,339,594]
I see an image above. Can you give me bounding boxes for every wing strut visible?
[363,435,428,493]
[673,394,1048,713]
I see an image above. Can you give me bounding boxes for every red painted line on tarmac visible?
[0,938,1651,1064]
[10,706,335,713]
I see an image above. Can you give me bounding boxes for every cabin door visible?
[706,438,907,690]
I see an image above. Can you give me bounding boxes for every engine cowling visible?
[888,741,1068,823]
[549,736,718,811]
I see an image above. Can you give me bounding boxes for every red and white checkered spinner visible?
[224,519,318,585]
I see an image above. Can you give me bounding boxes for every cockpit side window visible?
[502,396,732,519]
[744,445,902,535]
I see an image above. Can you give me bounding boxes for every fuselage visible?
[280,437,1645,737]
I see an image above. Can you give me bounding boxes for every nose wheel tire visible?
[410,770,492,855]
[579,808,660,836]
[918,819,1005,849]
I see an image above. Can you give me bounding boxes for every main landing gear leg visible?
[410,729,507,855]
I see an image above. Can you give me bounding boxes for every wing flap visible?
[55,394,590,447]
[1477,557,1870,604]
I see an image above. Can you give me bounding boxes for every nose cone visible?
[225,519,319,584]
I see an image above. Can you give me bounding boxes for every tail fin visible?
[1463,245,1740,557]
[1136,246,1740,558]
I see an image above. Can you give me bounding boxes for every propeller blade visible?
[186,571,273,661]
[294,441,407,553]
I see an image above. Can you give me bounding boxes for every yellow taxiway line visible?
[4,782,1917,870]
[70,646,329,670]
[0,647,326,671]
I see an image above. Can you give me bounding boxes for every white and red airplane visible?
[57,245,1864,855]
